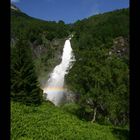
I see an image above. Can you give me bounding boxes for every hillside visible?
[11,6,70,87]
[11,6,70,42]
[11,4,129,140]
[11,101,129,140]
[66,8,129,126]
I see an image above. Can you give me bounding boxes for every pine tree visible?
[11,39,43,105]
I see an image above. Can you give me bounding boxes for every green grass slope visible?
[11,101,129,140]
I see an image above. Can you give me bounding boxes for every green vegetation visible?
[11,9,70,42]
[11,101,129,140]
[11,8,70,85]
[11,5,129,139]
[11,39,43,105]
[66,8,129,126]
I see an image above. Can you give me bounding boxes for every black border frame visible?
[0,0,10,140]
[0,0,140,139]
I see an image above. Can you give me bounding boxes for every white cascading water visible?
[43,38,75,106]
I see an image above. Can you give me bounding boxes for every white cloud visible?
[11,0,20,3]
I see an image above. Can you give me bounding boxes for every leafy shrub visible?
[11,101,129,140]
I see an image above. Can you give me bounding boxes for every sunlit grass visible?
[11,101,129,140]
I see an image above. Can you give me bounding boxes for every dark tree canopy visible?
[66,8,129,126]
[11,39,43,105]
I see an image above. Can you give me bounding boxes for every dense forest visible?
[11,4,129,140]
[66,8,129,126]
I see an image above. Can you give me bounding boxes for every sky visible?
[11,0,129,24]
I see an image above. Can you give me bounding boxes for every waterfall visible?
[43,38,75,105]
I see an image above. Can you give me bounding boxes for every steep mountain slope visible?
[66,8,129,126]
[11,4,21,11]
[11,5,70,42]
[11,4,129,138]
[11,5,70,87]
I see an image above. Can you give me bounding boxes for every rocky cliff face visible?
[109,36,129,58]
[32,38,67,89]
[30,38,65,59]
[11,4,20,11]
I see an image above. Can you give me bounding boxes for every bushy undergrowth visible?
[66,8,129,126]
[11,101,129,140]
